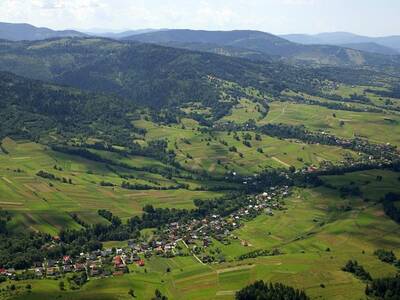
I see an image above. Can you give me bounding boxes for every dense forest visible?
[235,280,309,300]
[0,37,392,109]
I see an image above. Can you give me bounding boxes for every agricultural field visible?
[0,33,400,300]
[262,101,400,146]
[2,172,399,300]
[221,98,266,123]
[0,138,224,234]
[134,119,358,175]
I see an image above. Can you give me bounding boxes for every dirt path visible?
[177,238,206,265]
[2,177,12,184]
[216,264,255,274]
[271,157,290,167]
[216,290,236,296]
[0,201,23,206]
[268,103,287,123]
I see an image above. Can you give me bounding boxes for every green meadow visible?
[0,138,223,234]
[263,101,400,146]
[1,87,400,299]
[134,119,357,175]
[2,175,399,300]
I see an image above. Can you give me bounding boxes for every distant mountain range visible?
[281,32,400,55]
[122,29,400,68]
[0,22,399,69]
[0,22,86,41]
[87,29,159,39]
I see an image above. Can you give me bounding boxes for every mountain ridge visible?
[0,22,87,41]
[123,29,400,68]
[282,32,400,53]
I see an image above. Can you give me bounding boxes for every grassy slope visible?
[2,175,399,300]
[134,119,357,175]
[0,138,223,234]
[262,101,400,146]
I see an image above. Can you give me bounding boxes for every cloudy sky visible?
[0,0,399,36]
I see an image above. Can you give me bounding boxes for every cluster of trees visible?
[128,193,250,229]
[342,260,372,281]
[97,209,122,227]
[60,216,136,245]
[151,289,168,300]
[374,249,398,265]
[52,140,176,169]
[235,280,309,300]
[258,123,398,160]
[365,276,400,299]
[70,213,89,228]
[284,95,382,114]
[0,231,52,269]
[366,86,400,99]
[36,170,72,184]
[0,210,11,234]
[339,185,362,198]
[0,193,247,269]
[382,192,400,224]
[0,71,140,143]
[121,181,187,191]
[238,248,281,260]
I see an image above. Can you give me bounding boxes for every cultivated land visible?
[1,181,399,300]
[0,36,399,300]
[1,85,400,299]
[263,102,400,146]
[0,138,223,234]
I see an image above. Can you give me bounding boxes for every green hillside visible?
[0,34,399,300]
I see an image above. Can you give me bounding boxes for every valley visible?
[0,21,399,300]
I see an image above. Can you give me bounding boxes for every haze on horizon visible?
[0,0,399,37]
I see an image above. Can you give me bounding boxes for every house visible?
[114,256,123,267]
[155,246,163,254]
[74,263,85,272]
[63,255,72,265]
[113,271,124,276]
[63,265,73,273]
[90,266,101,276]
[35,268,43,277]
[46,259,57,268]
[46,267,58,276]
[307,166,318,172]
[87,253,97,260]
[101,248,113,257]
[33,261,42,268]
[131,254,141,261]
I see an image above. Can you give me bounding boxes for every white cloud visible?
[282,0,316,5]
[0,0,398,36]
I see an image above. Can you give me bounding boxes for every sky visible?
[0,0,399,36]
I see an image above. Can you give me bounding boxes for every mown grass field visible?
[262,101,400,146]
[2,173,399,300]
[0,138,223,234]
[1,87,400,299]
[134,119,357,175]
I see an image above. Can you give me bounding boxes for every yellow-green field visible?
[2,180,399,300]
[134,119,358,175]
[0,138,223,234]
[262,102,400,146]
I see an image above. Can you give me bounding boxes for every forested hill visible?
[124,29,400,68]
[0,71,137,141]
[0,37,389,108]
[0,22,87,41]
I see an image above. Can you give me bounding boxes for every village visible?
[0,185,290,283]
